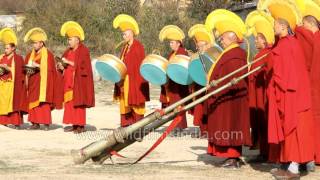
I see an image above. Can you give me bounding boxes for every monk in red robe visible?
[0,38,27,129]
[58,21,95,133]
[295,15,320,167]
[160,40,189,135]
[206,31,251,168]
[268,19,315,178]
[24,28,56,131]
[248,33,273,161]
[114,29,149,127]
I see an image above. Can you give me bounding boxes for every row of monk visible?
[0,0,320,178]
[93,0,320,179]
[0,22,94,134]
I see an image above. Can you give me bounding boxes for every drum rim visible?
[96,54,127,71]
[95,61,123,82]
[140,62,167,74]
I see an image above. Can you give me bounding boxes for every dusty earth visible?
[0,81,319,180]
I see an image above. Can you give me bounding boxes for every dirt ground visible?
[0,82,319,180]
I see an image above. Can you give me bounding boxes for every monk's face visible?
[122,30,134,42]
[302,20,313,31]
[274,20,288,37]
[4,44,15,56]
[32,41,44,52]
[196,41,209,53]
[255,33,267,50]
[169,40,181,51]
[68,37,80,49]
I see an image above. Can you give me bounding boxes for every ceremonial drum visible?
[95,54,127,83]
[140,54,169,86]
[188,46,222,86]
[167,55,193,85]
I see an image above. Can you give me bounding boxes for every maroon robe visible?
[25,49,56,124]
[160,47,189,129]
[0,53,26,125]
[248,48,272,157]
[114,39,149,127]
[267,35,315,163]
[207,46,251,157]
[296,27,320,164]
[60,43,94,126]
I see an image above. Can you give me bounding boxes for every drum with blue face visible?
[140,54,168,86]
[188,46,222,86]
[167,55,193,85]
[95,54,127,83]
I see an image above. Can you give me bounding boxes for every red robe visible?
[207,46,251,158]
[191,83,208,135]
[160,47,189,129]
[25,48,56,125]
[248,48,271,157]
[0,53,26,125]
[267,35,315,163]
[311,31,320,164]
[61,43,94,126]
[114,39,150,126]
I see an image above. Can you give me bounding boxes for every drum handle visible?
[152,49,161,55]
[198,52,208,73]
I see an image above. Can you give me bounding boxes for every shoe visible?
[271,169,300,180]
[28,123,40,130]
[220,158,241,169]
[14,125,21,130]
[64,125,76,132]
[43,125,50,131]
[73,126,86,134]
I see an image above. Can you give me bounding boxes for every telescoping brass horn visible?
[71,52,270,165]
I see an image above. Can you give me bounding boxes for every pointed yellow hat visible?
[0,28,18,45]
[246,10,275,45]
[259,0,301,30]
[205,9,247,40]
[60,21,85,41]
[159,25,185,42]
[295,0,320,21]
[113,14,139,35]
[188,24,214,44]
[24,27,47,43]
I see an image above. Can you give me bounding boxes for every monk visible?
[206,31,251,168]
[295,15,320,168]
[190,39,213,138]
[248,33,272,161]
[0,28,27,129]
[268,19,315,179]
[160,40,189,135]
[24,28,56,131]
[114,29,149,127]
[58,21,95,133]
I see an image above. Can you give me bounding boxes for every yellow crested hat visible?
[295,0,320,21]
[205,9,247,40]
[113,14,139,35]
[188,24,214,44]
[259,0,301,30]
[60,21,85,41]
[159,25,185,42]
[245,10,275,45]
[24,27,47,43]
[0,28,18,45]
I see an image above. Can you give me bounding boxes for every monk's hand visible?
[57,62,65,71]
[62,57,74,66]
[32,61,40,68]
[0,64,10,71]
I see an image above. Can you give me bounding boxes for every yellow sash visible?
[27,47,48,109]
[0,54,15,115]
[206,44,240,84]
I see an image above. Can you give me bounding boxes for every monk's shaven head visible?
[220,31,238,49]
[303,15,320,32]
[274,18,292,37]
[122,30,134,43]
[4,43,15,56]
[68,37,80,49]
